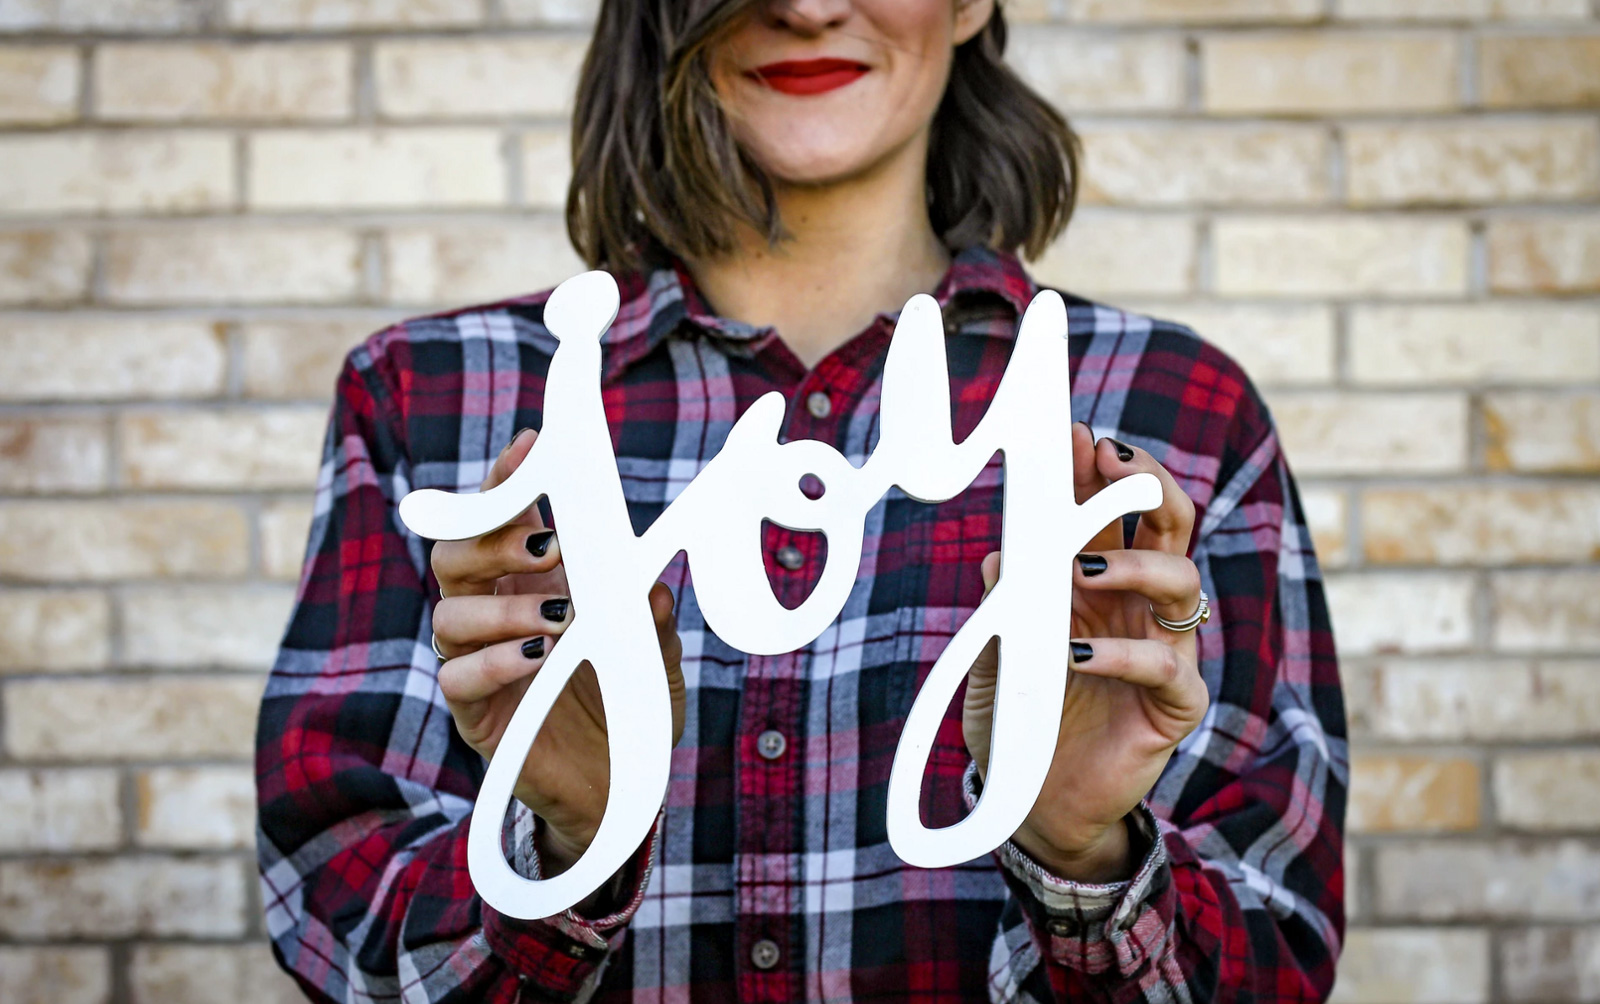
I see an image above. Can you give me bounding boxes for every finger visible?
[484,427,538,491]
[432,526,562,597]
[1075,423,1125,553]
[433,592,574,658]
[439,633,551,706]
[1092,436,1195,555]
[980,551,1000,598]
[1068,637,1206,716]
[1074,550,1202,624]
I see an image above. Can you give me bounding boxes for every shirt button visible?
[756,729,787,761]
[750,939,781,970]
[776,545,804,571]
[806,391,832,419]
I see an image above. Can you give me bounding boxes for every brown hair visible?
[566,0,1081,272]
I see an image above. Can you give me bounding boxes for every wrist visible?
[1012,817,1135,885]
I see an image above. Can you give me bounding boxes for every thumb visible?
[980,550,1000,597]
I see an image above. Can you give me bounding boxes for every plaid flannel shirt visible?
[257,246,1346,1003]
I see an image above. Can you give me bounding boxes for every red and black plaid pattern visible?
[257,247,1346,1003]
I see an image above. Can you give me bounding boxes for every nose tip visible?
[764,0,851,33]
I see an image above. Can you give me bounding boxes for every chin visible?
[741,128,904,188]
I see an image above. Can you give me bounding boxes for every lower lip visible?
[749,66,868,96]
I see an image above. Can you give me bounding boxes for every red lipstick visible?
[747,58,869,96]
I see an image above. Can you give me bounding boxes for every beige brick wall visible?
[0,1,1595,1000]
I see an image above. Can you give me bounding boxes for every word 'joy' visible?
[398,271,1161,920]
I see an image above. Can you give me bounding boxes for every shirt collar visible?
[599,245,1039,383]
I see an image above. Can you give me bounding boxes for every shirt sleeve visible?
[254,339,657,1004]
[985,428,1348,1002]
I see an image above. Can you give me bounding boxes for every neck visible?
[686,145,952,370]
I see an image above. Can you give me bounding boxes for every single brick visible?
[240,319,378,399]
[1481,35,1600,108]
[501,0,598,23]
[1345,659,1600,743]
[0,0,203,32]
[1072,0,1321,21]
[1375,840,1600,920]
[105,227,362,305]
[95,43,352,122]
[5,675,264,760]
[1324,572,1476,656]
[1329,928,1490,1004]
[0,45,78,125]
[1339,0,1589,18]
[0,416,110,494]
[1078,124,1330,207]
[1348,304,1600,385]
[1500,927,1600,1004]
[1489,216,1600,293]
[1028,213,1195,297]
[130,943,307,1004]
[1271,392,1469,476]
[1495,752,1600,831]
[0,501,249,582]
[0,856,247,938]
[0,589,111,673]
[1362,485,1600,566]
[0,132,232,216]
[0,947,111,1004]
[1494,571,1600,654]
[249,128,504,211]
[1346,121,1600,206]
[375,38,585,118]
[1347,754,1481,833]
[1202,33,1459,114]
[135,766,255,850]
[385,219,585,305]
[1214,217,1470,297]
[225,0,481,31]
[0,319,225,401]
[121,585,296,669]
[118,407,328,490]
[521,126,571,209]
[0,769,121,852]
[260,501,315,580]
[1484,392,1600,473]
[0,230,92,304]
[1128,303,1336,386]
[1008,28,1185,112]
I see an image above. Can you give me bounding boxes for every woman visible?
[256,0,1346,1000]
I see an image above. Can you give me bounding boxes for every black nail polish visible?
[521,637,545,659]
[1077,554,1108,577]
[540,597,570,623]
[1108,439,1135,463]
[1070,641,1094,664]
[526,529,555,557]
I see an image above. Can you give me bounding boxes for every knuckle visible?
[1158,644,1181,684]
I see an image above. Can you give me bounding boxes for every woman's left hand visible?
[962,422,1210,884]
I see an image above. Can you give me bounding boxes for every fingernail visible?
[1108,439,1135,463]
[1070,641,1094,664]
[522,637,545,659]
[1077,554,1108,577]
[540,597,570,623]
[526,530,555,558]
[507,427,534,451]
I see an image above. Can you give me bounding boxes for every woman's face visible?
[709,0,996,187]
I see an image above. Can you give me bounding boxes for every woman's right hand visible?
[430,429,686,874]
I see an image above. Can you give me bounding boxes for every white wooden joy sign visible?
[398,271,1162,921]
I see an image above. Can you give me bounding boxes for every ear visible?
[954,0,997,46]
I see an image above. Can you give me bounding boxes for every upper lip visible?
[747,58,869,79]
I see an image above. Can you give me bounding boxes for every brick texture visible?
[0,3,1595,999]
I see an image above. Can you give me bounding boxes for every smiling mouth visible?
[746,58,870,96]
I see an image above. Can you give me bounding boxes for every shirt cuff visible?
[962,760,1174,977]
[481,802,662,1000]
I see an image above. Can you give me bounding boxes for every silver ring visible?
[1152,590,1209,633]
[432,632,448,662]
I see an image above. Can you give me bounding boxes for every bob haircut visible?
[567,0,1081,272]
